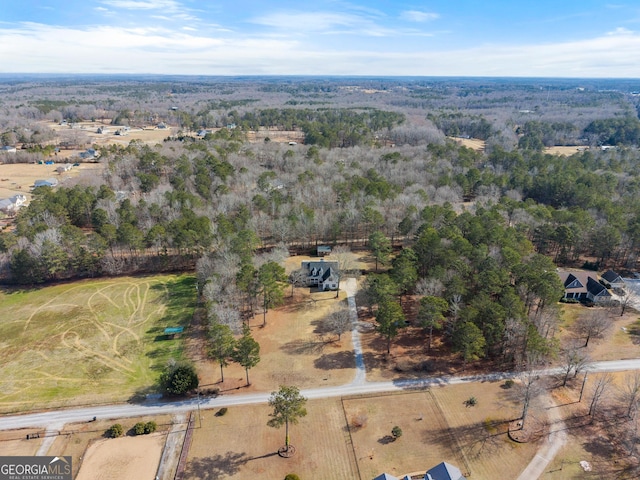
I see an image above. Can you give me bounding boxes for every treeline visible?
[4,129,640,283]
[230,108,405,148]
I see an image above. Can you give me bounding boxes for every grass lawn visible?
[0,274,196,413]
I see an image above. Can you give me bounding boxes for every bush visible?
[504,379,515,389]
[144,421,157,434]
[106,423,124,438]
[160,360,199,395]
[133,422,146,435]
[391,426,403,439]
[215,407,228,417]
[350,412,368,430]
[464,396,478,407]
[284,475,301,480]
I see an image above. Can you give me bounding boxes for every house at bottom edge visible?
[373,461,466,480]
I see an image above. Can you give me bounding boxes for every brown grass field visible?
[0,163,103,203]
[74,433,165,480]
[183,382,535,480]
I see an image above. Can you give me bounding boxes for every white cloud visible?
[0,22,639,77]
[100,0,181,10]
[400,10,440,23]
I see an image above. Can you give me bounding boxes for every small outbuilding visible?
[33,178,58,188]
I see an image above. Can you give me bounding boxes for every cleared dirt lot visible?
[185,398,357,480]
[184,384,535,480]
[75,433,165,480]
[0,162,102,202]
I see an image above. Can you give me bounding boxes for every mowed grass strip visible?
[0,274,196,412]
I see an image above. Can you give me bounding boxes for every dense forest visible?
[2,76,640,366]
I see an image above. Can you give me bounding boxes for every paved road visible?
[3,361,640,431]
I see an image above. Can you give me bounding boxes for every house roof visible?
[557,271,611,298]
[602,270,623,283]
[558,271,591,294]
[34,178,58,187]
[373,474,399,480]
[302,260,339,272]
[587,277,610,297]
[425,461,466,480]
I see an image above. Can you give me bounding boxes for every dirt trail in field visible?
[516,393,568,480]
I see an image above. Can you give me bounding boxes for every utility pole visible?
[579,371,589,402]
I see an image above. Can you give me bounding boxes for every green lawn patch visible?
[0,274,196,413]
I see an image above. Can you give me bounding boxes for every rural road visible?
[2,360,640,431]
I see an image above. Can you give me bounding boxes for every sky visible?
[1,1,640,77]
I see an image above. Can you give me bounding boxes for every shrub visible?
[215,407,228,417]
[391,426,403,439]
[106,423,124,438]
[464,396,478,407]
[284,475,301,480]
[504,379,515,389]
[133,422,146,435]
[350,412,368,430]
[160,360,199,395]
[144,421,157,434]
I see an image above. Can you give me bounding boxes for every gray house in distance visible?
[301,259,339,290]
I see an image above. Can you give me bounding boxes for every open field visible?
[0,162,103,202]
[49,120,176,147]
[185,398,357,480]
[75,433,165,480]
[0,274,196,413]
[184,385,536,480]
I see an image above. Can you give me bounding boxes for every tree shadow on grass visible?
[377,435,395,445]
[183,451,249,479]
[281,338,330,355]
[314,351,356,370]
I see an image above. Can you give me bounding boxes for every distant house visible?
[79,148,97,160]
[301,259,339,291]
[56,164,73,173]
[156,122,168,129]
[601,270,624,287]
[0,194,27,213]
[33,178,58,188]
[317,245,332,256]
[96,126,110,134]
[558,271,612,303]
[0,146,17,153]
[373,462,466,480]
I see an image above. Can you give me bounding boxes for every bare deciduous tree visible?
[619,371,640,419]
[324,307,353,341]
[560,342,591,387]
[574,309,611,347]
[589,373,613,418]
